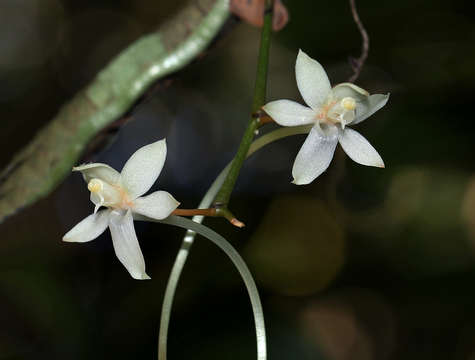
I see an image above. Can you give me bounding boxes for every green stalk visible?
[213,0,274,206]
[157,124,312,360]
[148,216,267,360]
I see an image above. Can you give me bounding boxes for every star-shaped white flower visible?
[263,50,389,185]
[63,139,180,280]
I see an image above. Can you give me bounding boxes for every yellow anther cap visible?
[341,97,356,111]
[87,179,103,193]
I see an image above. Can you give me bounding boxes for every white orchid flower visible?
[63,139,180,280]
[263,50,389,185]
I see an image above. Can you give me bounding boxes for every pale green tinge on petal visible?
[292,126,339,185]
[338,128,384,168]
[262,100,316,127]
[295,49,332,110]
[133,191,180,220]
[109,210,150,280]
[331,82,369,102]
[73,163,120,184]
[120,139,167,199]
[63,209,110,243]
[352,93,390,125]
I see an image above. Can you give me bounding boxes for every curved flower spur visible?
[263,50,389,185]
[63,139,180,280]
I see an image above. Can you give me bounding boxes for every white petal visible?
[352,93,389,125]
[331,82,369,99]
[262,100,316,127]
[120,139,167,199]
[133,191,180,220]
[73,163,120,184]
[338,128,384,168]
[292,126,339,185]
[295,49,332,110]
[63,210,110,243]
[109,210,150,280]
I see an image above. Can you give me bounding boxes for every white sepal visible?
[338,128,384,168]
[133,191,180,220]
[262,100,316,127]
[292,126,339,185]
[63,210,111,243]
[331,82,369,99]
[295,49,332,110]
[73,163,120,184]
[352,93,389,125]
[109,210,151,280]
[120,139,167,199]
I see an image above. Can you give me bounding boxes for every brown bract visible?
[230,0,289,31]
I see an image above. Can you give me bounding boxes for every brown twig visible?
[348,0,369,83]
[171,207,245,228]
[253,110,274,127]
[258,114,274,126]
[172,208,217,217]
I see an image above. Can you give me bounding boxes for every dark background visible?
[1,0,475,359]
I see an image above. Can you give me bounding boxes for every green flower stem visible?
[247,125,313,155]
[157,124,312,360]
[213,0,274,207]
[146,215,267,360]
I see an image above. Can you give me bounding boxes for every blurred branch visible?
[230,0,288,31]
[348,0,369,82]
[0,0,231,224]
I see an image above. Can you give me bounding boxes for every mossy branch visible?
[0,0,230,224]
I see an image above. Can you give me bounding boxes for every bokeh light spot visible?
[245,195,345,296]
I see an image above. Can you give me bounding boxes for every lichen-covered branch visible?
[0,0,230,224]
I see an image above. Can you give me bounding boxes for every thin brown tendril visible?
[348,0,369,82]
